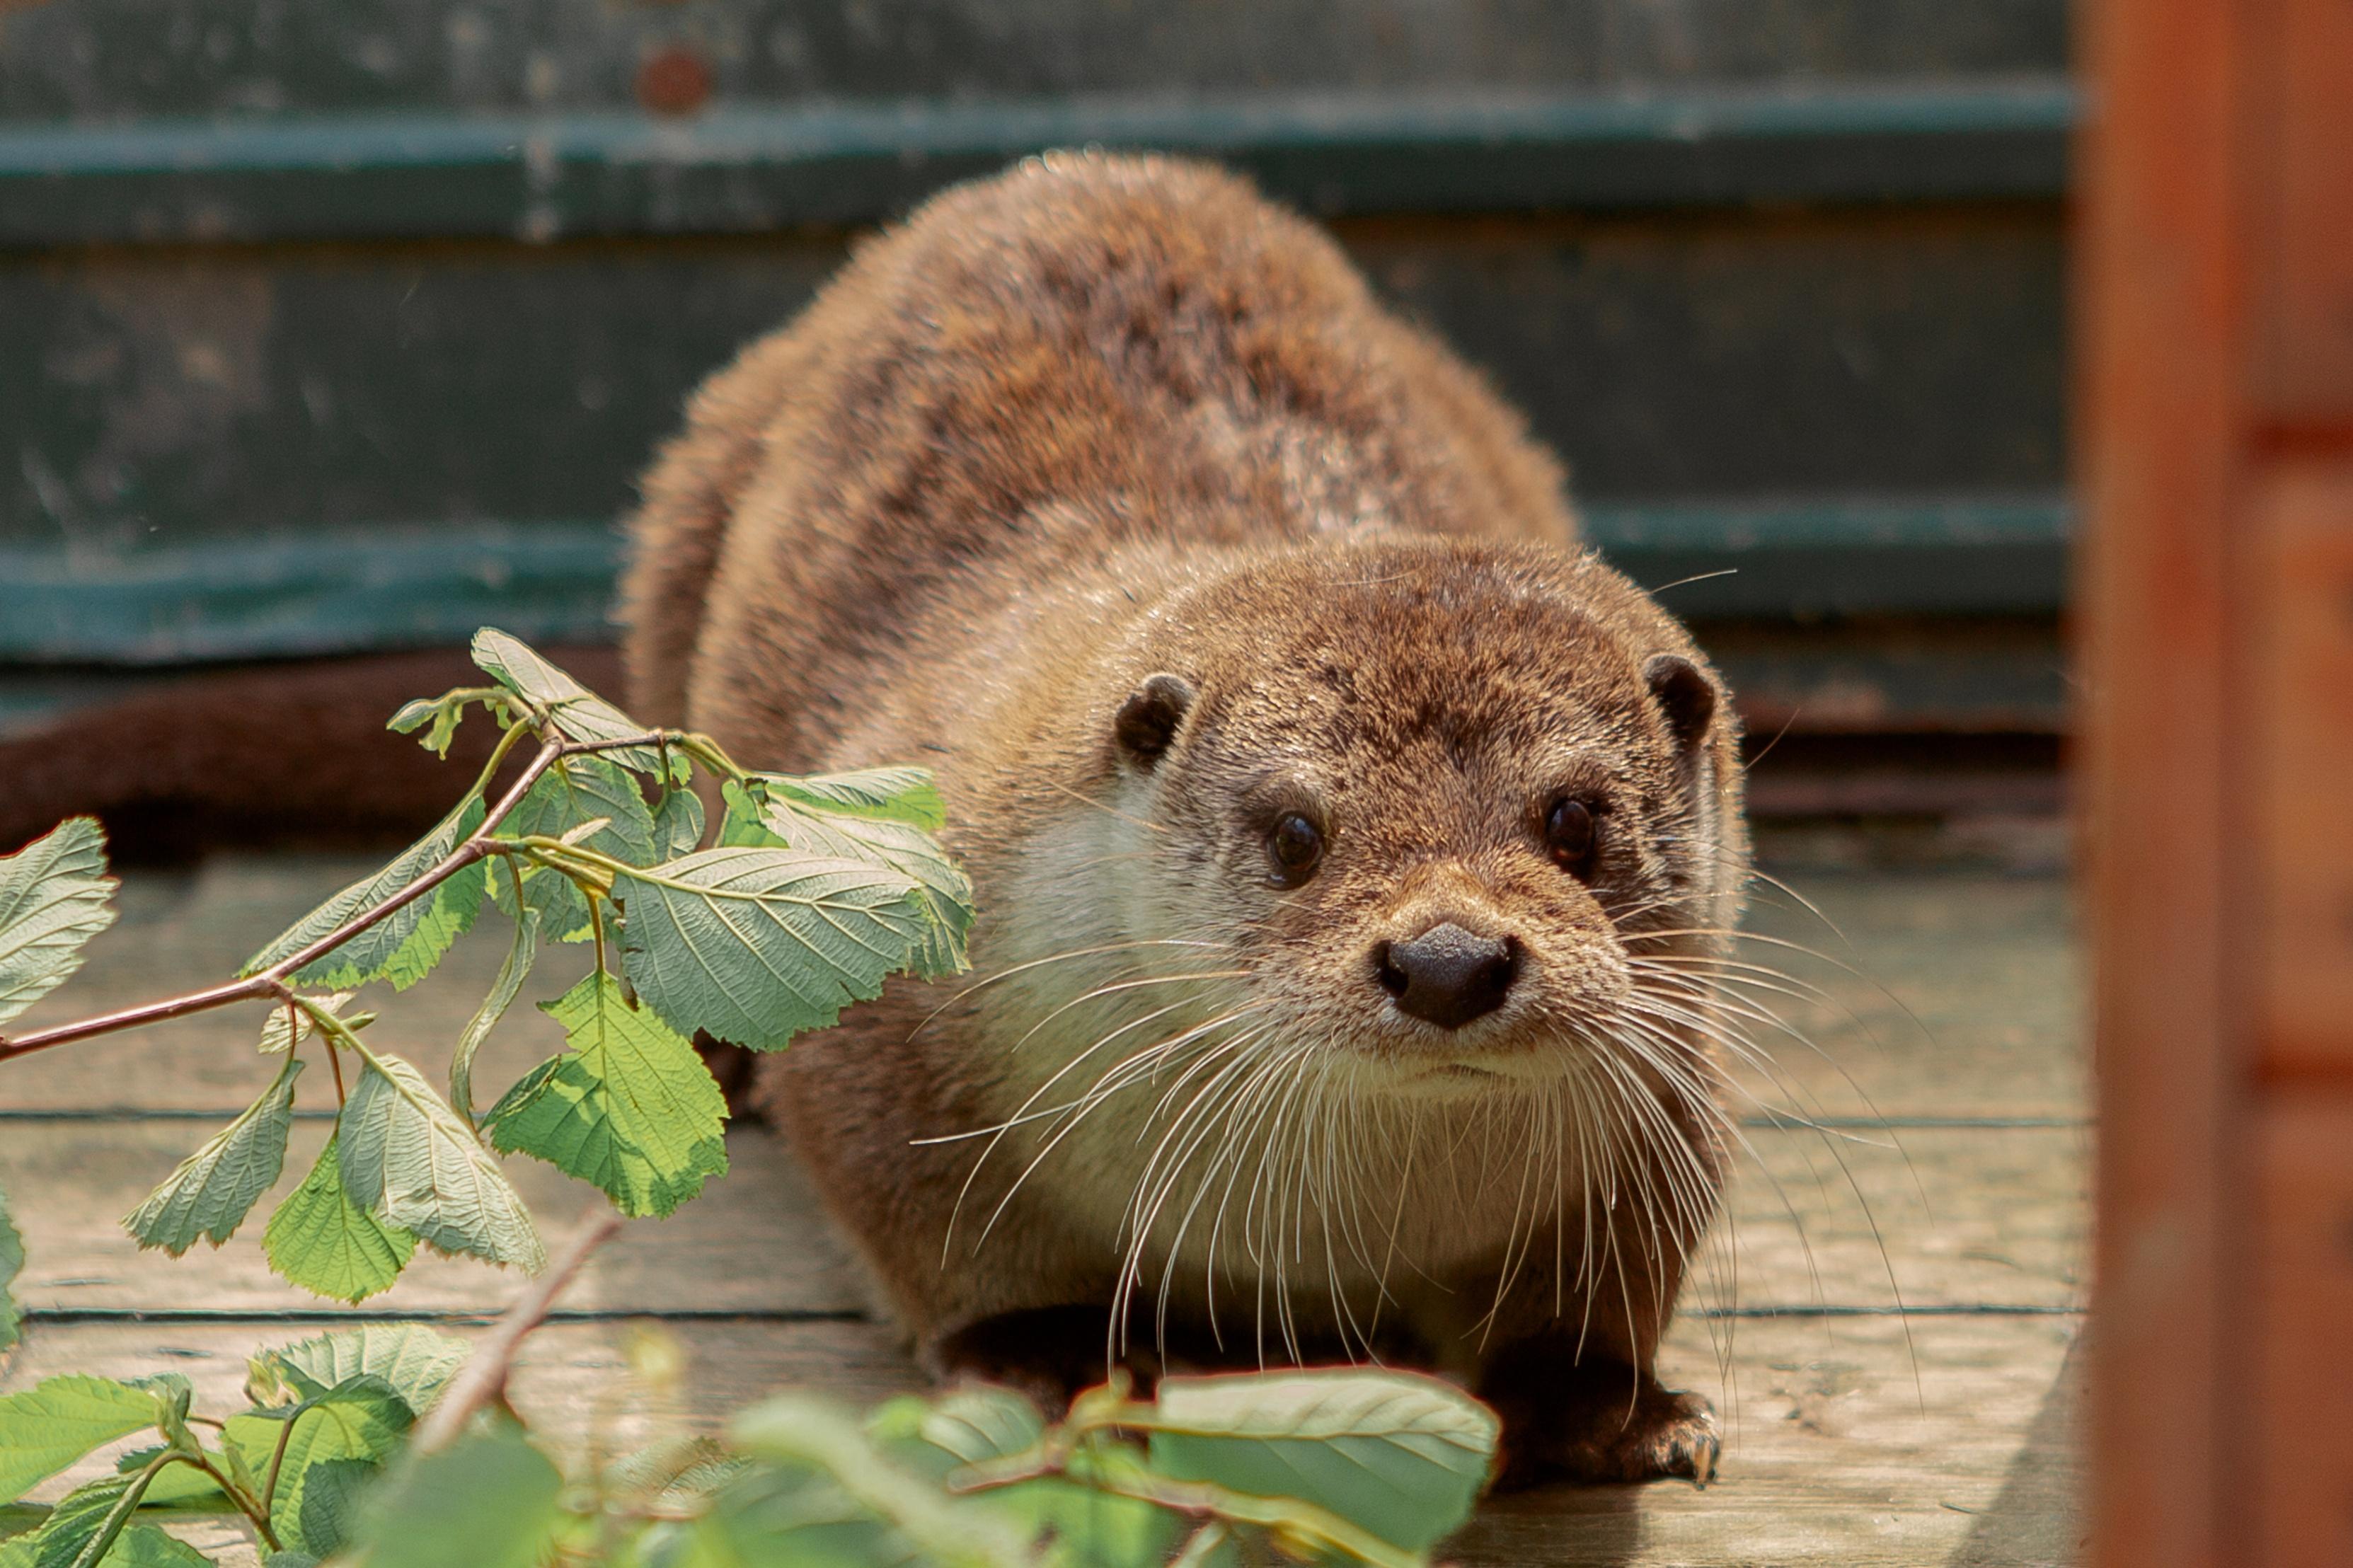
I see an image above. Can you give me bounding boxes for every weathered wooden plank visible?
[0,1124,868,1318]
[1,859,2083,1120]
[0,1312,2081,1568]
[0,1120,2086,1318]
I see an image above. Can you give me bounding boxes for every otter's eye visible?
[1545,797,1598,877]
[1267,813,1325,885]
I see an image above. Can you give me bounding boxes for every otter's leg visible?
[1475,1337,1719,1489]
[924,1307,1167,1414]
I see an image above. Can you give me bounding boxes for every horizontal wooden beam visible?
[0,79,2077,250]
[0,495,2069,664]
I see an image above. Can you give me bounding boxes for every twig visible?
[0,728,688,1065]
[413,1209,625,1453]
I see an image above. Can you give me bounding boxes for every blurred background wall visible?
[0,0,2073,831]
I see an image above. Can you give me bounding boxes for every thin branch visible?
[0,727,687,1065]
[413,1209,624,1453]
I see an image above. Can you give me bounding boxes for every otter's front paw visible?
[1485,1359,1720,1490]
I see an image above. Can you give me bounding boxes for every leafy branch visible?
[0,628,973,1302]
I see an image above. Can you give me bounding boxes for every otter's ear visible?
[1643,653,1718,752]
[1115,673,1197,766]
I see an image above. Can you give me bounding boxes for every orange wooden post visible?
[2083,0,2353,1562]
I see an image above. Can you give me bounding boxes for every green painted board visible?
[0,497,2066,664]
[0,83,2075,248]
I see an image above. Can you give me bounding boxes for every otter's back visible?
[621,152,1577,766]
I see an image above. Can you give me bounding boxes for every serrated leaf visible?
[0,1376,161,1504]
[338,1054,544,1272]
[617,847,928,1051]
[344,1424,561,1568]
[472,629,661,776]
[450,906,538,1128]
[292,1456,374,1558]
[0,1178,23,1354]
[14,1462,210,1568]
[23,1472,135,1568]
[84,1526,209,1567]
[767,768,946,830]
[727,1397,1036,1568]
[122,1056,303,1256]
[225,1378,411,1550]
[258,993,353,1056]
[652,787,705,859]
[725,783,973,979]
[241,799,486,992]
[490,754,655,942]
[108,1446,226,1508]
[264,1136,417,1304]
[1137,1371,1497,1553]
[484,971,729,1218]
[909,1388,1045,1470]
[0,817,118,1028]
[696,1462,917,1568]
[257,1325,467,1417]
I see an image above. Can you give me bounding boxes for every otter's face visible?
[1106,546,1742,1102]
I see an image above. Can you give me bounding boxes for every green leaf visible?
[106,1446,224,1508]
[471,629,662,776]
[0,1179,23,1354]
[122,1056,303,1257]
[484,972,729,1218]
[241,800,486,992]
[766,768,946,830]
[337,1054,544,1273]
[728,1397,1037,1568]
[343,1424,561,1568]
[387,693,470,759]
[869,1390,1173,1568]
[257,993,353,1056]
[253,1326,467,1418]
[81,1526,209,1567]
[1136,1371,1497,1554]
[263,1136,417,1304]
[491,754,655,942]
[20,1471,145,1568]
[0,1377,161,1504]
[725,782,972,979]
[450,906,539,1127]
[652,787,706,859]
[291,1457,374,1558]
[225,1378,411,1551]
[694,1463,919,1568]
[616,846,929,1051]
[0,817,118,1028]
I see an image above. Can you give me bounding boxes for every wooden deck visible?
[0,850,2086,1566]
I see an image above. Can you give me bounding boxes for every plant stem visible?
[0,727,687,1065]
[184,1449,280,1552]
[413,1209,623,1453]
[261,1409,300,1518]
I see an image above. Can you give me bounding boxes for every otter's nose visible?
[1374,923,1519,1029]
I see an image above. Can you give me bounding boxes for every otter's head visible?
[1082,536,1747,1102]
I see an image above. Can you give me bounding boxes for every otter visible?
[622,152,1747,1487]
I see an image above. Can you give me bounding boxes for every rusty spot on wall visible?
[635,45,710,117]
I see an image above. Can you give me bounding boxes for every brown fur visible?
[623,153,1749,1487]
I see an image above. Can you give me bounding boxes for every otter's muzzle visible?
[1374,922,1520,1029]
